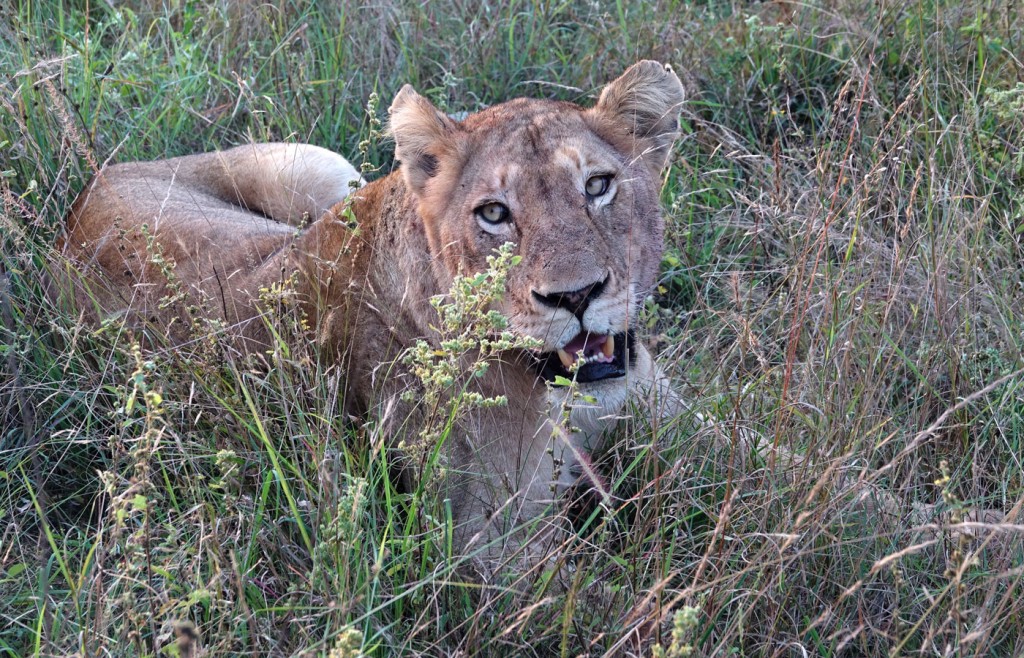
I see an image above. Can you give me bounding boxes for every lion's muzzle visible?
[533,329,636,384]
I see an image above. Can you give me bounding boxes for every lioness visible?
[60,61,685,576]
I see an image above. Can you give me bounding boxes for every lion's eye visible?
[476,202,510,225]
[585,175,612,198]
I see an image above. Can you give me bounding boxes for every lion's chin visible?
[532,329,636,384]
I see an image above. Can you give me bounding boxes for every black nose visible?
[532,277,607,317]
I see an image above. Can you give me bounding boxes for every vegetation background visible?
[2,0,1024,655]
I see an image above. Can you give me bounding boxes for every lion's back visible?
[58,143,361,338]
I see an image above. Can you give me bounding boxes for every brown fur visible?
[59,62,686,576]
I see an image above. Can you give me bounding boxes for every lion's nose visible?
[532,277,607,317]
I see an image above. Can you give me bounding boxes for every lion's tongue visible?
[556,333,615,370]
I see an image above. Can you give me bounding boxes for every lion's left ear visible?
[389,85,462,197]
[589,61,685,178]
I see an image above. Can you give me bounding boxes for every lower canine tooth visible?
[602,335,615,358]
[557,348,574,370]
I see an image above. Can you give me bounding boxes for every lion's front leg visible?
[446,410,576,582]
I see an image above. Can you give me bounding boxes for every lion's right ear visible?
[589,61,685,178]
[389,85,461,196]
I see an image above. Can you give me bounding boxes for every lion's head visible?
[389,61,684,386]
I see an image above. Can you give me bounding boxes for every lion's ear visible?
[389,85,461,196]
[590,61,685,178]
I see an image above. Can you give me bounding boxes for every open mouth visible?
[533,330,636,384]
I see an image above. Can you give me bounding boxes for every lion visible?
[59,61,686,576]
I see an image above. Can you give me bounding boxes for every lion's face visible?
[390,62,684,384]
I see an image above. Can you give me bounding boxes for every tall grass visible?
[2,0,1023,655]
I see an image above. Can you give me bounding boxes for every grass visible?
[2,0,1024,655]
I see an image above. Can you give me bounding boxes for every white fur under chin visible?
[545,342,670,493]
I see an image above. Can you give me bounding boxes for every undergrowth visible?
[2,1,1023,656]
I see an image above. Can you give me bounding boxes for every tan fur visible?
[60,62,686,576]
